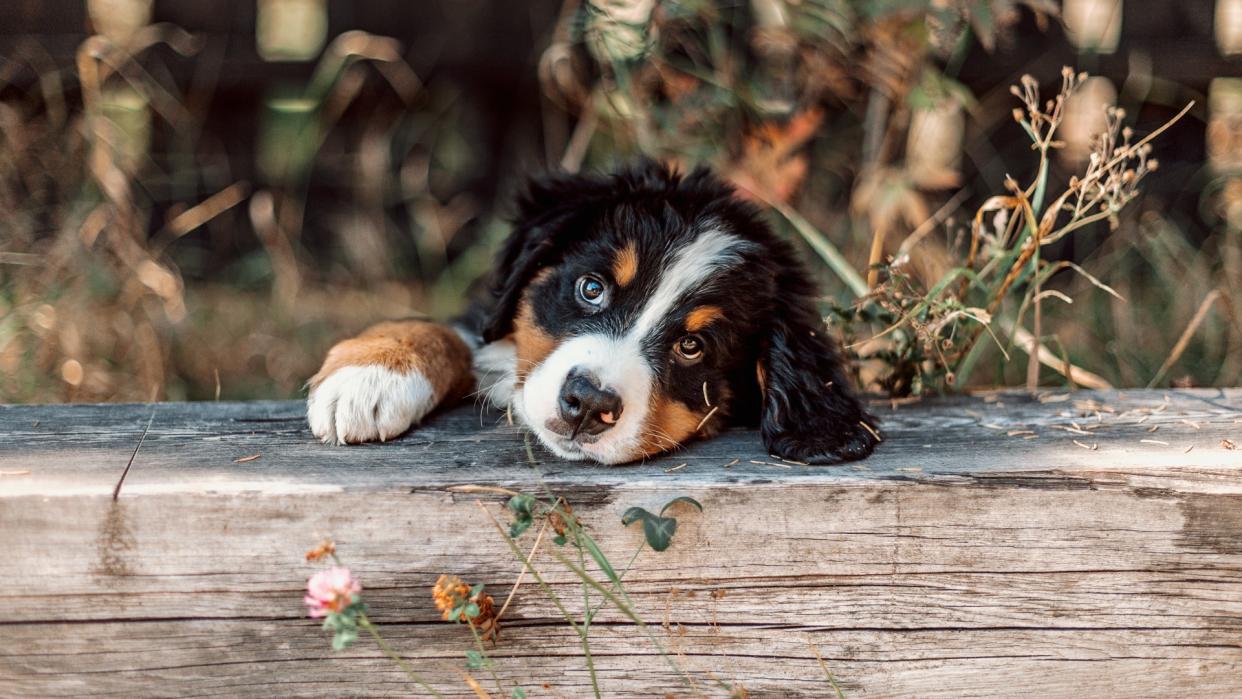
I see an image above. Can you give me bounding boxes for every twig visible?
[560,89,599,173]
[456,669,493,699]
[358,614,444,697]
[1027,253,1042,392]
[448,485,523,497]
[1147,289,1222,388]
[475,502,582,633]
[113,410,155,500]
[1011,326,1111,390]
[495,517,551,623]
[896,187,972,257]
[807,638,847,699]
[694,406,719,433]
[866,223,888,290]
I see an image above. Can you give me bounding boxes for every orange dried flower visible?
[432,574,468,619]
[549,502,580,537]
[305,539,336,562]
[433,574,500,641]
[473,595,499,642]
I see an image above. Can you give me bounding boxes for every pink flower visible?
[304,567,361,618]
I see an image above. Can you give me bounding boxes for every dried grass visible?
[3,5,1237,403]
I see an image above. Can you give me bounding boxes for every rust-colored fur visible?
[311,320,473,401]
[685,305,724,332]
[513,300,557,384]
[612,242,639,287]
[638,394,709,457]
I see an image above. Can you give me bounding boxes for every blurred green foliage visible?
[0,0,1238,404]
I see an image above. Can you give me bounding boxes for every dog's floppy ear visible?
[757,268,880,464]
[480,171,611,343]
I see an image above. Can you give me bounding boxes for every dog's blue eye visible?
[576,275,608,306]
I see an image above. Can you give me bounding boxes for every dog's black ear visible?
[480,172,611,343]
[757,269,880,464]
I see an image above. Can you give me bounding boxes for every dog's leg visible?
[307,320,474,444]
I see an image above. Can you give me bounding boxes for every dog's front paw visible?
[765,419,881,465]
[307,365,437,445]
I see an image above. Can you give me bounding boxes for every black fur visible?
[471,161,879,464]
[479,173,616,343]
[755,258,881,463]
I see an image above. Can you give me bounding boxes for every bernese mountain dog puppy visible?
[307,162,879,465]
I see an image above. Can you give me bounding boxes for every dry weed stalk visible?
[840,67,1191,395]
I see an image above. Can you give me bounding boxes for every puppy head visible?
[484,163,879,465]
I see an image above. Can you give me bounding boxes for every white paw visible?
[307,365,437,445]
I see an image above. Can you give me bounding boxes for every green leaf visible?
[509,516,532,539]
[621,506,650,526]
[507,493,535,515]
[659,496,703,516]
[464,603,480,619]
[583,534,621,584]
[508,494,536,538]
[469,583,485,598]
[622,506,681,552]
[466,650,490,670]
[641,514,678,552]
[552,534,567,546]
[968,0,997,52]
[331,627,357,650]
[511,689,527,699]
[447,606,462,622]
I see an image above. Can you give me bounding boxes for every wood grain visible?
[2,389,1240,697]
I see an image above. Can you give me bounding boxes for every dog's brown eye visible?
[675,335,704,361]
[576,275,608,307]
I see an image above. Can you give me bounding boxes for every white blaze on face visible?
[514,228,748,464]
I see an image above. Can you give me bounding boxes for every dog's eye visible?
[576,274,608,307]
[674,335,704,362]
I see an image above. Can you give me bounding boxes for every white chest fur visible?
[471,338,518,408]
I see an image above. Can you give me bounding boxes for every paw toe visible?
[307,366,438,445]
[768,422,881,465]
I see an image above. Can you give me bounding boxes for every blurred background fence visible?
[1,0,1239,403]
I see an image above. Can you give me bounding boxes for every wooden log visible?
[2,389,1241,698]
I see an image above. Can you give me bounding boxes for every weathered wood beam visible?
[2,389,1240,697]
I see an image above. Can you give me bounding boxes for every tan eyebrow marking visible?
[612,242,638,287]
[685,305,724,333]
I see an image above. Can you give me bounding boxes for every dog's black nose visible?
[558,369,623,438]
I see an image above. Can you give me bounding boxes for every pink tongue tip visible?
[600,411,616,424]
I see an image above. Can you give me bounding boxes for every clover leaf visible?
[621,496,702,552]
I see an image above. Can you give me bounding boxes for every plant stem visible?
[496,517,551,623]
[477,502,582,635]
[1027,252,1042,391]
[574,528,603,699]
[480,500,603,698]
[358,614,444,698]
[466,620,503,696]
[808,639,847,699]
[546,547,695,691]
[769,199,868,297]
[586,543,643,624]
